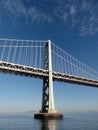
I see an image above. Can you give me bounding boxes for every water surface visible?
[0,113,98,130]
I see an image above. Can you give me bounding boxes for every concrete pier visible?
[34,113,63,119]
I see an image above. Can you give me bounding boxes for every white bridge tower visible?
[41,40,56,113]
[34,40,63,119]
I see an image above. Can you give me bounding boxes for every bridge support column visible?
[34,40,63,119]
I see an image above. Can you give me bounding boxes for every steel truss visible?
[0,61,98,87]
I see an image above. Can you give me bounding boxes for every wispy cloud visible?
[28,7,52,23]
[0,0,26,17]
[55,0,98,35]
[0,0,98,36]
[0,0,52,24]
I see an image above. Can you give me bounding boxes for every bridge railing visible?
[0,38,47,70]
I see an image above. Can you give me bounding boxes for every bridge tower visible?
[34,40,63,119]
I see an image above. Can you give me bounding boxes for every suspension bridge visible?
[0,38,98,119]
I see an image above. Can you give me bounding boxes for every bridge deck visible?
[0,61,98,87]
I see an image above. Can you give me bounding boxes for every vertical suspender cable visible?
[12,40,18,63]
[18,41,23,65]
[7,40,12,62]
[64,53,67,74]
[30,41,33,67]
[35,42,37,68]
[39,42,41,69]
[25,41,28,66]
[1,40,7,61]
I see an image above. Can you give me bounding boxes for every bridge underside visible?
[0,61,98,88]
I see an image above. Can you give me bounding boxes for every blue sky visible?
[0,0,98,113]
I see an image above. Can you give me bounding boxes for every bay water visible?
[0,113,98,130]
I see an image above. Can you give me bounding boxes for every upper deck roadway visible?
[0,61,98,87]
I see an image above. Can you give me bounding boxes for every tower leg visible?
[41,77,49,113]
[41,76,56,113]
